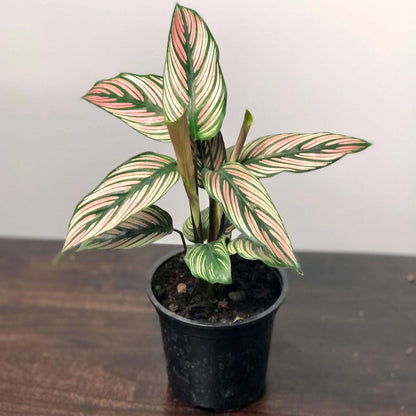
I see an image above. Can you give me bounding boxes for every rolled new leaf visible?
[166,111,203,243]
[163,4,227,141]
[83,73,170,142]
[78,205,173,250]
[192,131,226,187]
[239,133,370,178]
[228,235,288,269]
[202,162,302,273]
[63,152,179,251]
[183,207,234,243]
[184,239,231,284]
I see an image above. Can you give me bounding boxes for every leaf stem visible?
[173,228,187,253]
[206,136,221,241]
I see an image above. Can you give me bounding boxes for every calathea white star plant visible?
[62,4,370,284]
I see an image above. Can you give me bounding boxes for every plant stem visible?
[207,133,226,241]
[230,110,253,163]
[208,196,220,242]
[173,229,187,253]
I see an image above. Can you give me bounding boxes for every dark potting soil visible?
[152,252,282,324]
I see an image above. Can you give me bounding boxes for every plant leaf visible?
[78,205,173,250]
[183,207,234,242]
[192,131,226,187]
[239,133,370,178]
[202,162,301,273]
[63,152,179,251]
[163,4,227,141]
[228,235,288,269]
[83,73,170,142]
[184,239,231,284]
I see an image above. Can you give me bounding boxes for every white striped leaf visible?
[192,131,226,187]
[184,239,231,284]
[78,205,173,250]
[228,235,288,269]
[83,73,170,142]
[183,207,234,242]
[163,4,227,141]
[239,133,370,178]
[202,162,302,273]
[63,152,179,251]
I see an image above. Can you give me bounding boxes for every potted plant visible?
[61,3,370,410]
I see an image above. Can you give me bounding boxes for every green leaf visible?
[163,4,227,141]
[83,73,170,142]
[182,207,234,242]
[228,235,290,269]
[239,133,370,178]
[78,205,173,250]
[63,152,179,251]
[202,162,301,273]
[184,239,231,284]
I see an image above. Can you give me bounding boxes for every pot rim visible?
[146,246,288,330]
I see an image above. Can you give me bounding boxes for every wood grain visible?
[0,238,414,415]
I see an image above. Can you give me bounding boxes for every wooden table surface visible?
[0,239,415,416]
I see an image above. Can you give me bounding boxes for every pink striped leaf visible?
[83,73,170,142]
[228,236,288,269]
[184,239,231,284]
[183,207,234,243]
[239,133,370,178]
[192,131,226,187]
[63,152,179,252]
[163,4,227,141]
[202,162,302,273]
[78,205,173,250]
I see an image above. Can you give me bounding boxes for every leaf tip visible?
[361,139,372,149]
[244,110,253,128]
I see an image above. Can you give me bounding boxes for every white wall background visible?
[1,0,415,255]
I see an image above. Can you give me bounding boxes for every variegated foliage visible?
[184,239,231,284]
[228,236,288,269]
[183,207,234,242]
[79,205,173,250]
[203,162,302,273]
[192,131,226,187]
[63,152,179,251]
[239,133,370,178]
[62,3,371,286]
[83,73,170,142]
[163,4,227,141]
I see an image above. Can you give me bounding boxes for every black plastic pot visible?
[147,248,288,411]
